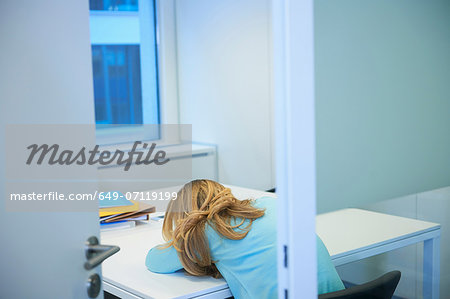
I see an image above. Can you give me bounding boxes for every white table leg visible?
[423,236,440,299]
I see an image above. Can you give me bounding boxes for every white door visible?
[0,1,107,298]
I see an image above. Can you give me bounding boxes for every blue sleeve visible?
[145,244,184,274]
[316,235,345,294]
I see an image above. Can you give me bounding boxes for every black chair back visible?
[318,270,401,299]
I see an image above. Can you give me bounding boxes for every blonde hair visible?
[162,179,265,278]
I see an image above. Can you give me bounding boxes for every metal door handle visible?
[84,236,120,270]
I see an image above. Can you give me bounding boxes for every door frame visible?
[272,0,317,297]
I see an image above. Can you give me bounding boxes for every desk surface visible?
[101,185,440,298]
[316,208,440,259]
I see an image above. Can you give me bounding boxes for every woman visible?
[146,179,344,298]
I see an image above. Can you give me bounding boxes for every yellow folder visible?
[99,200,140,217]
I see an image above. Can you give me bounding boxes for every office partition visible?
[315,0,450,213]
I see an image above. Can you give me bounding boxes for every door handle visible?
[84,236,120,270]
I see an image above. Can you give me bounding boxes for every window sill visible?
[98,142,216,161]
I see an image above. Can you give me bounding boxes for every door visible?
[0,0,106,298]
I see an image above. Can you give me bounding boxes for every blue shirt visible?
[146,196,344,298]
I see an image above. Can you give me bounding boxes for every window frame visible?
[89,0,181,147]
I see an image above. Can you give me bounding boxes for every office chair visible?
[319,270,401,299]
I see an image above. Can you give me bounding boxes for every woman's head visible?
[162,180,226,236]
[162,179,265,278]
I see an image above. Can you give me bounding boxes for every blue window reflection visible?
[89,0,138,11]
[91,45,143,125]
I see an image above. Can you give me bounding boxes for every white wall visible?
[175,0,274,190]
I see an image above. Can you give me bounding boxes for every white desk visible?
[317,208,441,299]
[101,186,440,299]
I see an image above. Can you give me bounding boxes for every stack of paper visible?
[99,191,155,230]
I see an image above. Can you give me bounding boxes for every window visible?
[89,0,160,142]
[92,45,143,124]
[89,0,138,11]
